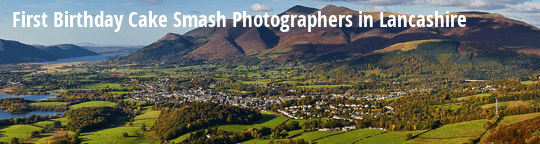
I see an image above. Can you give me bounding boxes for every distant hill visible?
[34,44,99,59]
[0,39,104,64]
[121,33,205,63]
[0,39,58,64]
[123,5,540,64]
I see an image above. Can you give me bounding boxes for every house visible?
[342,126,357,131]
[319,128,332,131]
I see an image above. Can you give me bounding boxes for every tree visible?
[29,130,39,138]
[141,123,147,132]
[279,130,289,139]
[483,121,493,130]
[75,130,82,136]
[10,137,19,144]
[52,120,62,128]
[406,133,413,140]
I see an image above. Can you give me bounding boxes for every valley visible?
[2,4,540,144]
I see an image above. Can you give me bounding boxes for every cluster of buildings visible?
[274,95,395,122]
[461,85,497,93]
[318,125,357,131]
[128,83,298,109]
[0,80,23,89]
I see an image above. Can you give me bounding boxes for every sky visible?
[1,0,540,46]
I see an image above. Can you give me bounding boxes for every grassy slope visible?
[295,85,352,88]
[30,102,69,106]
[69,101,117,109]
[406,119,487,144]
[79,106,160,144]
[79,83,133,90]
[358,131,424,144]
[217,112,288,132]
[457,93,491,101]
[315,129,384,144]
[34,117,69,128]
[0,125,42,142]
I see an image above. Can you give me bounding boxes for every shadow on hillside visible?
[251,113,278,125]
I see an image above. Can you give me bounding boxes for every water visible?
[0,93,56,101]
[0,110,62,119]
[0,93,61,119]
[43,53,126,64]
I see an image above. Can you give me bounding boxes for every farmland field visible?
[69,101,117,109]
[30,102,68,106]
[0,125,42,142]
[78,106,160,144]
[217,112,288,132]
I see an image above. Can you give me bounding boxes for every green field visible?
[34,117,69,128]
[315,129,385,143]
[171,132,192,143]
[435,103,461,111]
[295,85,352,88]
[358,131,424,144]
[457,93,491,101]
[79,106,160,144]
[405,119,487,144]
[111,91,133,95]
[419,119,486,139]
[0,125,42,142]
[521,81,537,84]
[30,102,69,106]
[79,83,133,90]
[173,112,289,143]
[217,112,288,132]
[499,112,540,125]
[69,101,117,109]
[405,137,472,144]
[240,130,343,144]
[290,131,344,141]
[123,99,147,105]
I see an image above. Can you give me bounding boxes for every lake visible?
[0,93,62,119]
[43,53,127,64]
[0,93,56,101]
[0,110,62,119]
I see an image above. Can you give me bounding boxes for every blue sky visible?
[1,0,539,46]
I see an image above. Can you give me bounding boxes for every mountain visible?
[0,39,58,64]
[75,42,99,47]
[122,33,204,63]
[124,5,540,64]
[34,44,99,59]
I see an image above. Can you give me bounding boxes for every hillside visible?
[121,33,204,63]
[331,40,540,79]
[35,44,99,59]
[124,5,540,65]
[0,39,58,64]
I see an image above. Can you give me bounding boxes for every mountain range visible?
[34,44,98,59]
[123,5,540,65]
[0,40,98,64]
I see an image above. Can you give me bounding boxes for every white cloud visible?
[249,4,274,12]
[426,0,508,10]
[315,0,414,6]
[316,0,532,10]
[365,6,390,12]
[504,3,540,13]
